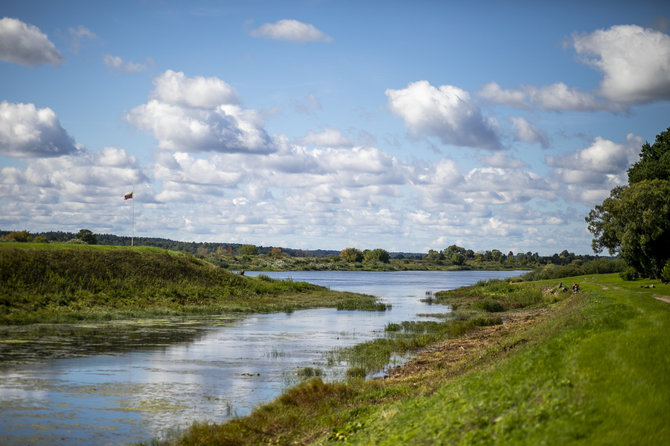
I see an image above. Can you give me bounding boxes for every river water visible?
[0,270,523,445]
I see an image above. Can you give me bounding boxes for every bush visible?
[620,268,639,281]
[661,260,670,283]
[522,258,625,281]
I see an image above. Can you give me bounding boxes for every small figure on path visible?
[572,283,580,293]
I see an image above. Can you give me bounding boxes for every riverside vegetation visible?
[0,243,386,325]
[150,271,670,445]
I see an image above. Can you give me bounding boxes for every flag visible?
[124,192,133,200]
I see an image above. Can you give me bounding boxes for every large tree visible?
[76,229,97,245]
[586,127,670,278]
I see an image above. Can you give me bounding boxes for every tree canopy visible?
[76,229,97,245]
[586,127,670,278]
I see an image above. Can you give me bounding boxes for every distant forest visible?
[1,229,611,267]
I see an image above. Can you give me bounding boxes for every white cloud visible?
[0,17,63,66]
[478,82,529,108]
[151,152,243,188]
[510,117,548,148]
[386,80,501,150]
[250,19,332,43]
[0,101,77,158]
[151,70,239,108]
[572,25,670,104]
[478,152,528,169]
[478,81,621,112]
[0,145,148,236]
[127,70,273,154]
[547,133,643,203]
[103,54,148,73]
[298,128,352,148]
[524,82,616,111]
[0,147,147,207]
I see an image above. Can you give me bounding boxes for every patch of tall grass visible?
[436,278,545,311]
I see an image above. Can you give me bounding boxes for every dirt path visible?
[654,296,670,304]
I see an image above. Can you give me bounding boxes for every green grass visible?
[152,273,670,445]
[337,274,670,445]
[0,244,385,324]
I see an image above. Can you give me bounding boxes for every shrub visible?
[620,268,639,281]
[661,260,670,283]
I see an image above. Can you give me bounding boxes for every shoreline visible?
[152,273,670,445]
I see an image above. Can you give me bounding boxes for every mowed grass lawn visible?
[161,274,670,445]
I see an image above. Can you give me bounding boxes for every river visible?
[0,270,523,445]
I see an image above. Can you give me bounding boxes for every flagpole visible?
[131,195,135,247]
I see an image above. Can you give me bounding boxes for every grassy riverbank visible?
[0,244,384,325]
[155,273,670,445]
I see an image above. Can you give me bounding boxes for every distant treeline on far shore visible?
[1,229,615,270]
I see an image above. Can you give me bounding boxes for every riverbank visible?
[156,273,670,445]
[0,244,384,325]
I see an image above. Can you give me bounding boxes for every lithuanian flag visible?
[124,192,133,200]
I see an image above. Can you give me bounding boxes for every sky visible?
[1,0,670,255]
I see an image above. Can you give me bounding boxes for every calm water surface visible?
[0,270,523,445]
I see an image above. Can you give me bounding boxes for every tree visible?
[5,230,31,242]
[586,127,670,278]
[424,249,444,262]
[76,229,97,245]
[627,127,670,184]
[238,244,258,256]
[450,253,465,265]
[364,248,390,264]
[586,179,670,278]
[271,247,282,258]
[340,247,364,262]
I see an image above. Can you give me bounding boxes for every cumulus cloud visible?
[479,81,618,112]
[150,70,239,108]
[572,25,670,104]
[0,101,77,158]
[250,19,332,43]
[127,70,273,153]
[510,117,549,148]
[478,152,528,169]
[103,54,148,73]
[0,147,147,206]
[0,17,63,66]
[547,133,643,203]
[0,145,147,233]
[524,82,616,111]
[478,82,529,108]
[412,155,555,221]
[481,25,670,110]
[386,80,501,150]
[298,128,352,148]
[151,152,243,188]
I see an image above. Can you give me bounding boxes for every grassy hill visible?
[0,243,382,324]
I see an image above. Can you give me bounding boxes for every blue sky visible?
[1,0,670,254]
